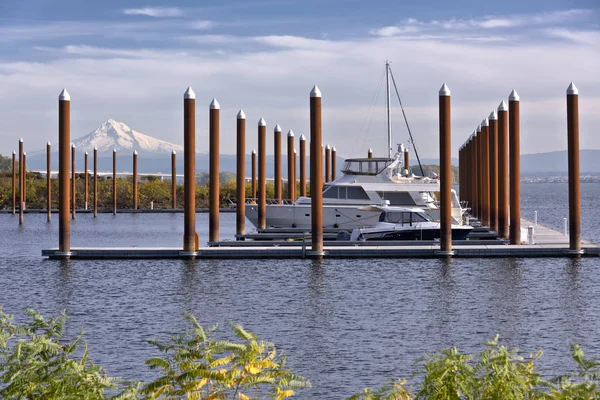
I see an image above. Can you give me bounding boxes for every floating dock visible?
[42,219,600,259]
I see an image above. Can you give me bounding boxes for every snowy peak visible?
[73,120,183,154]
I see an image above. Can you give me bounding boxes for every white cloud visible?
[544,28,600,45]
[190,20,214,30]
[369,26,421,37]
[123,7,183,18]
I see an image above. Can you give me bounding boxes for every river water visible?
[0,182,599,398]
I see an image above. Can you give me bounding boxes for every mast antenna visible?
[385,61,392,159]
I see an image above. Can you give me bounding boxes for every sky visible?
[0,0,598,159]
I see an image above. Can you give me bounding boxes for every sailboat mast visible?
[385,61,392,159]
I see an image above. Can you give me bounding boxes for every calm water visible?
[0,183,599,398]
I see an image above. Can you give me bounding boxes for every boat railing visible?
[243,197,295,205]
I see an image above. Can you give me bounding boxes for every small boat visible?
[349,205,472,241]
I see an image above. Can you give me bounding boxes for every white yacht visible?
[245,61,464,230]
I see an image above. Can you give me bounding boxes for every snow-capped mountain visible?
[72,119,183,154]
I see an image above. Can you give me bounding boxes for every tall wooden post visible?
[132,151,138,210]
[258,118,267,229]
[93,147,98,217]
[287,130,295,201]
[310,85,324,255]
[183,87,197,254]
[566,82,581,253]
[23,152,27,209]
[84,151,88,210]
[404,149,410,175]
[480,118,490,227]
[331,146,337,181]
[299,135,306,197]
[368,148,373,159]
[488,111,498,232]
[209,98,220,243]
[497,101,509,238]
[509,90,521,244]
[293,148,297,200]
[251,149,257,199]
[438,84,453,255]
[18,140,23,224]
[236,110,246,236]
[112,149,117,215]
[171,151,177,209]
[47,142,51,222]
[71,145,76,219]
[12,151,16,215]
[274,124,282,204]
[475,125,482,219]
[325,144,331,183]
[58,89,71,255]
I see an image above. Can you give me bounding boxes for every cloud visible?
[123,7,183,18]
[544,28,600,45]
[369,26,421,37]
[190,20,214,30]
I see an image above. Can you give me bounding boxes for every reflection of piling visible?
[84,152,88,210]
[251,149,257,199]
[509,90,520,244]
[480,119,490,227]
[368,148,373,158]
[171,151,176,209]
[12,151,16,215]
[566,82,581,253]
[93,147,98,217]
[488,111,498,232]
[209,98,220,242]
[310,85,324,254]
[438,84,452,255]
[58,89,70,255]
[47,142,51,222]
[133,151,138,210]
[258,118,267,229]
[287,130,295,201]
[274,124,282,204]
[497,101,508,239]
[183,87,197,253]
[325,144,331,183]
[236,110,246,236]
[331,146,337,181]
[71,145,76,219]
[112,149,117,215]
[299,135,306,197]
[19,140,23,224]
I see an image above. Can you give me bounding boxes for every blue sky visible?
[1,0,599,158]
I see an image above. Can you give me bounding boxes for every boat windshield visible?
[342,158,393,175]
[379,211,432,224]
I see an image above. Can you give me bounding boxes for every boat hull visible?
[355,226,472,241]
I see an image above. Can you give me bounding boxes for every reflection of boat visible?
[349,205,473,241]
[245,61,465,230]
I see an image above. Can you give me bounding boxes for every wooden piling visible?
[566,82,581,253]
[368,148,373,159]
[12,151,16,215]
[133,151,138,210]
[209,98,220,242]
[47,142,51,222]
[331,146,337,181]
[236,110,246,236]
[274,124,282,204]
[480,118,490,227]
[112,149,117,215]
[84,151,88,210]
[299,135,306,197]
[93,147,98,217]
[438,84,453,255]
[71,145,76,219]
[497,101,509,239]
[310,85,324,255]
[287,130,295,201]
[171,151,176,209]
[293,148,297,200]
[488,111,498,232]
[58,89,70,255]
[19,140,23,224]
[23,152,27,209]
[258,118,267,229]
[325,145,331,183]
[475,126,481,219]
[183,87,197,254]
[404,149,410,175]
[251,149,257,199]
[509,90,521,244]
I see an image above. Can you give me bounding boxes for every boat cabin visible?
[342,157,394,175]
[378,210,433,225]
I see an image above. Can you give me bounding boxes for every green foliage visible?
[0,154,12,172]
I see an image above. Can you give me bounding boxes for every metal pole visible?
[566,82,581,253]
[93,147,98,217]
[299,135,306,197]
[325,144,331,183]
[251,149,257,200]
[385,61,392,159]
[489,111,498,232]
[12,151,16,215]
[84,151,88,210]
[331,146,337,181]
[183,87,197,253]
[310,85,324,255]
[112,149,117,215]
[497,101,509,239]
[287,130,295,201]
[171,151,177,209]
[47,142,51,222]
[133,151,138,210]
[71,144,75,219]
[274,124,282,204]
[438,84,452,255]
[209,98,220,243]
[509,90,521,244]
[236,110,246,236]
[58,89,70,255]
[258,118,267,229]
